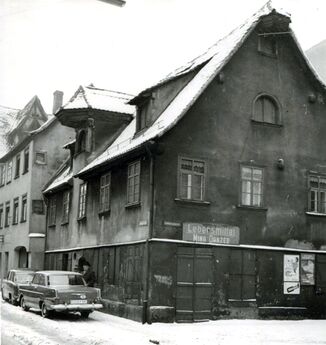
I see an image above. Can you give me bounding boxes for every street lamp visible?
[97,0,126,7]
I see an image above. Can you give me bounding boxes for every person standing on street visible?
[82,262,96,287]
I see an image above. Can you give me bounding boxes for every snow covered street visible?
[1,301,326,345]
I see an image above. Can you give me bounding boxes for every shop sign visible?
[301,253,315,285]
[182,223,240,245]
[283,254,300,294]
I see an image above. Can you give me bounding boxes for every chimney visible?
[52,90,64,114]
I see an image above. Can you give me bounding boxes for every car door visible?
[2,271,11,299]
[24,273,40,307]
[7,271,16,300]
[35,274,47,305]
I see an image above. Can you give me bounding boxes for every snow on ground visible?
[1,300,326,345]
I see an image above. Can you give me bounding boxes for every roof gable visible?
[78,2,325,176]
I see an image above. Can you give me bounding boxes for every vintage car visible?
[1,269,35,305]
[19,270,103,318]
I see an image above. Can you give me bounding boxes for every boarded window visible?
[258,35,277,57]
[32,200,44,215]
[179,158,206,201]
[229,250,256,300]
[253,96,279,124]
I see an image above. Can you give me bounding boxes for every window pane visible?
[310,176,318,188]
[242,180,251,194]
[254,98,264,122]
[181,159,193,171]
[253,181,262,195]
[252,194,262,207]
[320,178,326,189]
[242,192,251,206]
[252,169,262,181]
[193,161,205,174]
[241,167,252,180]
[320,191,326,213]
[193,175,204,200]
[310,190,318,212]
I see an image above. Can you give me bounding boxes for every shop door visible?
[176,247,213,322]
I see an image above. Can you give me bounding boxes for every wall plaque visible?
[183,223,240,245]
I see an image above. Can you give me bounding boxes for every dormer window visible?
[136,97,153,132]
[76,130,87,154]
[252,94,281,125]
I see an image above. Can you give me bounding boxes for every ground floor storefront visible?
[45,240,326,323]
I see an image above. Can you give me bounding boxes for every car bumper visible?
[49,303,103,311]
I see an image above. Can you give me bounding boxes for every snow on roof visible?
[43,165,73,193]
[61,85,135,115]
[78,2,324,176]
[0,105,20,157]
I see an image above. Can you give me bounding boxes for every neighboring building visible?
[306,39,326,83]
[44,4,326,323]
[0,92,74,277]
[0,105,20,157]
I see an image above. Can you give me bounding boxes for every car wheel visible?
[41,303,52,318]
[80,311,90,319]
[20,297,29,312]
[9,294,13,304]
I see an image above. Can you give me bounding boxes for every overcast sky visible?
[0,0,325,114]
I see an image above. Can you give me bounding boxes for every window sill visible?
[174,198,211,206]
[61,221,69,226]
[77,216,87,222]
[237,205,267,211]
[20,220,26,223]
[305,211,326,217]
[251,120,282,128]
[98,209,110,216]
[22,170,29,175]
[125,202,141,209]
[6,181,11,185]
[12,222,18,226]
[48,224,56,228]
[14,175,19,180]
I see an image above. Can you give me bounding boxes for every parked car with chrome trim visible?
[19,270,103,318]
[1,269,35,305]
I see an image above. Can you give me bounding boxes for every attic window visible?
[76,130,87,154]
[136,97,153,132]
[258,35,277,57]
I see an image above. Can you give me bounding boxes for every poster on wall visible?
[284,254,300,282]
[301,253,315,285]
[283,282,300,294]
[284,254,300,294]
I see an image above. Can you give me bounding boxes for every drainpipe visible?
[143,140,156,324]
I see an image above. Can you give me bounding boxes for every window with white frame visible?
[48,196,56,226]
[35,151,47,165]
[62,191,70,224]
[21,194,27,222]
[127,161,140,205]
[0,164,5,186]
[309,175,326,214]
[15,153,20,178]
[178,157,206,201]
[240,166,263,207]
[5,201,10,227]
[99,173,111,213]
[7,160,12,183]
[0,204,3,228]
[78,183,87,219]
[23,147,29,173]
[13,198,19,225]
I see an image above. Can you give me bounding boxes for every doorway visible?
[176,247,213,322]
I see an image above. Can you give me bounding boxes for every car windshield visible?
[48,274,85,286]
[15,273,34,283]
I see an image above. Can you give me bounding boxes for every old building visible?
[0,92,74,276]
[44,4,326,322]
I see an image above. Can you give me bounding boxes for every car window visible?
[39,275,46,286]
[11,272,15,282]
[14,273,34,284]
[6,271,11,280]
[48,274,85,286]
[32,274,40,285]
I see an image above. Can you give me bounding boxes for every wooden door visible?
[176,247,213,322]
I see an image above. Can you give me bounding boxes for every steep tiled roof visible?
[60,85,135,115]
[78,2,325,177]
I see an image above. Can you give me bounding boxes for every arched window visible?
[253,95,280,124]
[76,130,86,153]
